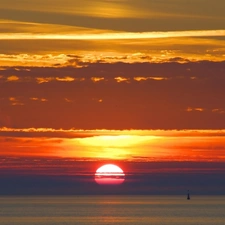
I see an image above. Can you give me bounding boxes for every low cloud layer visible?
[1,61,225,129]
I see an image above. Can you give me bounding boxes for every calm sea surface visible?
[0,196,224,225]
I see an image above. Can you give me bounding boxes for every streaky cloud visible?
[0,127,225,138]
[1,30,225,40]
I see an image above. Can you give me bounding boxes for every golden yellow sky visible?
[0,0,225,65]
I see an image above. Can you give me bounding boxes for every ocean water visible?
[0,196,224,225]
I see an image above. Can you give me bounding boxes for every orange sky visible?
[1,129,225,162]
[0,0,225,168]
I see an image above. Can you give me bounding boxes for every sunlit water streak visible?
[0,196,224,225]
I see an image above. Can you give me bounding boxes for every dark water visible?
[0,196,224,225]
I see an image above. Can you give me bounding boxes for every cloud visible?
[134,76,168,81]
[212,108,225,114]
[8,97,24,106]
[36,76,75,84]
[1,1,225,32]
[91,77,105,82]
[0,129,225,164]
[30,97,48,102]
[7,75,19,81]
[114,77,129,83]
[1,128,225,138]
[64,98,73,103]
[186,107,225,114]
[55,76,75,82]
[186,107,204,112]
[1,34,225,64]
[0,127,96,138]
[1,30,225,41]
[0,61,225,129]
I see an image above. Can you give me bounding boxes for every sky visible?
[0,0,225,195]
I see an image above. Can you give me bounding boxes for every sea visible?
[0,195,224,225]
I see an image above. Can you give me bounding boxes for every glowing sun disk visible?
[95,164,125,185]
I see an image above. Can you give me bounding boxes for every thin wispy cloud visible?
[1,30,225,40]
[1,128,225,138]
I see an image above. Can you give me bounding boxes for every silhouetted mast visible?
[187,190,190,200]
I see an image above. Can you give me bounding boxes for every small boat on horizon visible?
[187,190,190,200]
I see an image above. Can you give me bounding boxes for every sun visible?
[95,164,125,185]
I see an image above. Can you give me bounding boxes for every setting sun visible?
[95,164,125,185]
